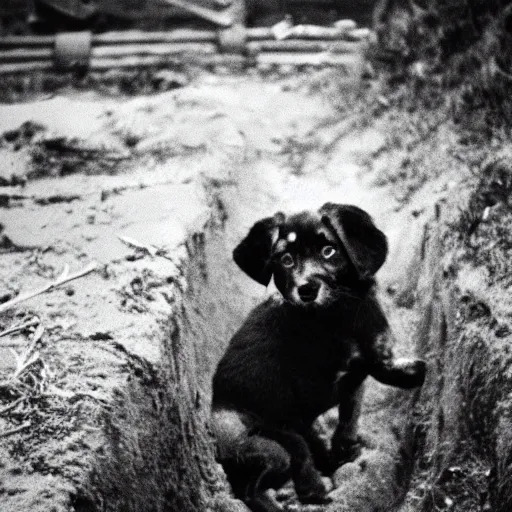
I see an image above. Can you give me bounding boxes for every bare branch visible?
[0,317,40,339]
[0,397,25,416]
[0,421,31,438]
[0,262,98,313]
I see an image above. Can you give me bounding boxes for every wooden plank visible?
[93,30,217,45]
[256,52,361,66]
[247,40,361,54]
[0,48,53,62]
[0,61,54,74]
[91,42,217,58]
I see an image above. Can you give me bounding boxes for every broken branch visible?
[0,317,40,339]
[118,235,158,257]
[0,262,98,313]
[0,421,31,438]
[0,397,25,416]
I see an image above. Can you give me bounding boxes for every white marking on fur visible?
[271,228,280,246]
[287,232,297,243]
[395,357,414,367]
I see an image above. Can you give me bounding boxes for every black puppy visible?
[211,203,426,512]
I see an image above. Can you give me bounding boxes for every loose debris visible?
[0,324,45,399]
[118,234,176,263]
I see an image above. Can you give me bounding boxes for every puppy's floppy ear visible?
[320,203,388,279]
[233,212,285,286]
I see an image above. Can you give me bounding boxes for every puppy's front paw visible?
[295,465,331,505]
[329,436,362,470]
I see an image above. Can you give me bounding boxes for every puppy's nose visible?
[298,282,320,302]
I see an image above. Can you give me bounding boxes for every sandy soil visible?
[0,70,456,511]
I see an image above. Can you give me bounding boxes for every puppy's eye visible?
[280,253,294,268]
[321,245,336,260]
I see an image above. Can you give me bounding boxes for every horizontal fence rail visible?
[0,22,372,74]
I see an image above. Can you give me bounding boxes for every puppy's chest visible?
[282,324,355,380]
[281,337,347,420]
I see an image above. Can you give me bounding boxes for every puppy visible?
[211,203,426,512]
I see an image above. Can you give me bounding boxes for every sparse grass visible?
[370,0,512,156]
[401,151,512,511]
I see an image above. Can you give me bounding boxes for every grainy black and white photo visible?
[1,1,511,511]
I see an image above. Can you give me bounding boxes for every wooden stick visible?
[0,422,31,438]
[11,351,40,381]
[27,324,45,356]
[0,317,40,339]
[0,397,25,416]
[0,262,98,314]
[118,235,158,257]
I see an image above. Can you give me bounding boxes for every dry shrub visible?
[375,0,512,132]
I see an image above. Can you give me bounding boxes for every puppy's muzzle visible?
[298,282,320,303]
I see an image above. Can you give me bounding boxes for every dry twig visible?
[0,261,98,313]
[0,316,40,339]
[118,235,159,257]
[117,234,174,262]
[0,396,25,415]
[0,324,45,392]
[0,421,31,438]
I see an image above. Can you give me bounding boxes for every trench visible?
[79,96,430,512]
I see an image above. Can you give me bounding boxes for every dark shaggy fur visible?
[211,203,426,512]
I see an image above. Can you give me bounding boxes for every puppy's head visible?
[233,203,388,307]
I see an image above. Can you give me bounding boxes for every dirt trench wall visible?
[79,220,251,512]
[405,192,512,511]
